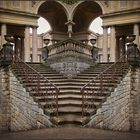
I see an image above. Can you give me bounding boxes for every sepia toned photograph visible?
[0,0,140,139]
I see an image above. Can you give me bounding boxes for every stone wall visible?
[0,67,53,132]
[87,67,140,132]
[0,67,11,132]
[129,68,140,131]
[9,70,53,131]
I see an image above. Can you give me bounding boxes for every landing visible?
[1,127,140,140]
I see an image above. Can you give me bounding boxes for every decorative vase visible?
[43,39,50,45]
[90,39,96,46]
[126,35,136,43]
[4,34,15,43]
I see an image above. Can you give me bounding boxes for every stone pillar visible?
[133,23,139,49]
[14,36,19,59]
[1,24,7,48]
[102,26,108,62]
[32,26,38,62]
[20,37,24,61]
[24,26,30,62]
[110,26,116,62]
[116,37,120,60]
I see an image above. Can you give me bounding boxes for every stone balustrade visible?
[46,39,94,78]
[47,39,92,58]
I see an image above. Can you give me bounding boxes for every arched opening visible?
[38,1,67,33]
[89,17,103,34]
[73,1,102,33]
[37,17,51,34]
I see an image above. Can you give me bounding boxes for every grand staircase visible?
[10,60,130,127]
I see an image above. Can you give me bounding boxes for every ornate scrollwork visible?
[60,0,79,5]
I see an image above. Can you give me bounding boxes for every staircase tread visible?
[11,62,129,126]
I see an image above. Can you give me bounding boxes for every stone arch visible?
[35,1,68,33]
[71,1,106,20]
[72,1,106,33]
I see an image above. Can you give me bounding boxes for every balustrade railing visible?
[81,54,129,117]
[48,39,92,58]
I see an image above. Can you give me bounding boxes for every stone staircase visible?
[11,62,129,127]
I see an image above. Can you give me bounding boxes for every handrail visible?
[13,55,59,90]
[81,53,129,117]
[81,54,127,91]
[12,55,59,118]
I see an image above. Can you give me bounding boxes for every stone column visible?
[32,26,38,62]
[24,26,30,62]
[1,24,7,48]
[102,26,108,62]
[110,26,116,62]
[133,23,139,49]
[20,37,24,61]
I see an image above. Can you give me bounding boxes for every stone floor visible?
[0,127,140,140]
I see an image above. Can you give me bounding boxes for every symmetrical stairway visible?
[11,61,130,127]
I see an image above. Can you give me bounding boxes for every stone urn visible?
[4,34,15,43]
[90,38,96,46]
[125,35,136,44]
[43,39,50,45]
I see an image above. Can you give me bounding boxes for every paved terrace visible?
[0,127,140,140]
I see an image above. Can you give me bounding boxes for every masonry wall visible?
[0,67,53,132]
[87,67,140,132]
[9,70,53,131]
[0,67,11,132]
[129,68,140,131]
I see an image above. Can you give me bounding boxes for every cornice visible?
[0,7,39,18]
[101,8,140,18]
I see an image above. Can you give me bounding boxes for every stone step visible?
[18,75,66,79]
[81,69,128,74]
[35,96,105,105]
[27,85,114,92]
[45,106,96,117]
[12,70,58,74]
[34,94,106,100]
[14,73,63,76]
[30,90,109,96]
[40,100,100,108]
[24,82,116,87]
[51,114,87,126]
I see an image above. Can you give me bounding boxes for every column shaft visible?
[110,26,116,62]
[32,27,38,62]
[133,23,139,49]
[20,37,24,60]
[24,26,30,62]
[102,27,108,62]
[1,24,7,48]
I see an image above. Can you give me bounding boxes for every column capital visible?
[102,26,109,29]
[31,25,38,29]
[24,25,31,29]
